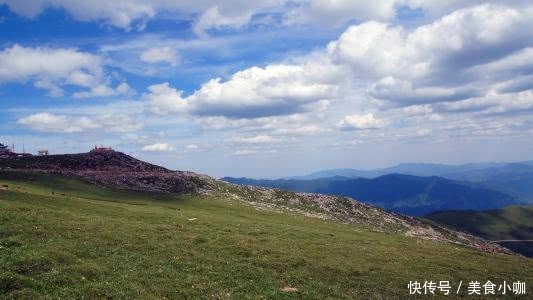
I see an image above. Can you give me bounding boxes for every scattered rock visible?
[281,287,299,292]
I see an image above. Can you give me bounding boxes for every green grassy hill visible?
[426,206,533,258]
[1,171,532,298]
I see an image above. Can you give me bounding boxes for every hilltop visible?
[0,149,169,172]
[0,150,213,194]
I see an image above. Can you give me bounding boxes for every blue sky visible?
[1,1,533,178]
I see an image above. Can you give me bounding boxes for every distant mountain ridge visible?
[282,161,533,202]
[426,205,533,257]
[287,162,515,180]
[222,174,519,216]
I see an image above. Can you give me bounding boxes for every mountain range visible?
[222,174,521,216]
[291,161,533,197]
[285,162,513,180]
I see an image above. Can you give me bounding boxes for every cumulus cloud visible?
[17,112,143,133]
[17,113,99,133]
[285,0,397,27]
[325,3,533,114]
[140,47,180,66]
[138,4,533,123]
[338,113,387,130]
[142,143,174,152]
[146,64,338,119]
[0,0,283,33]
[328,4,533,84]
[144,82,189,115]
[0,44,129,98]
[2,0,530,36]
[137,2,533,145]
[193,5,254,37]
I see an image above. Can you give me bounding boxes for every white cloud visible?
[146,64,338,119]
[144,82,189,115]
[145,4,533,123]
[17,113,99,133]
[233,148,278,156]
[193,5,253,37]
[226,135,279,145]
[275,125,327,136]
[137,2,533,148]
[142,143,174,152]
[436,90,533,115]
[140,47,180,66]
[17,111,143,134]
[0,0,284,33]
[233,149,258,156]
[2,0,530,36]
[285,0,397,27]
[0,44,129,98]
[325,3,533,113]
[338,113,387,130]
[186,144,199,150]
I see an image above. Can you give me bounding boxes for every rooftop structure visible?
[91,146,114,152]
[38,149,49,156]
[0,143,16,158]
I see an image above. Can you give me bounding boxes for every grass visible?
[1,171,532,299]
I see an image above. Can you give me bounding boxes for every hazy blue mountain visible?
[222,174,518,216]
[288,162,507,180]
[443,163,533,182]
[442,163,533,202]
[283,161,533,203]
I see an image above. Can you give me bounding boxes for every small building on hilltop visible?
[91,145,114,152]
[38,149,49,156]
[0,143,14,157]
[0,143,9,153]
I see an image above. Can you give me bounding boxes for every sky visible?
[1,0,533,178]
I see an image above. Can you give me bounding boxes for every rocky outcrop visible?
[72,170,215,194]
[217,183,513,255]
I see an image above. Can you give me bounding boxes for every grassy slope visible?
[1,172,532,299]
[426,206,533,257]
